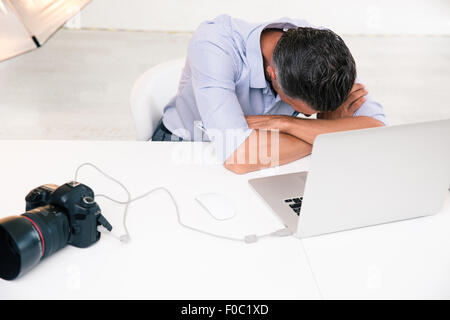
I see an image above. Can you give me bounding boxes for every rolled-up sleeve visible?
[188,39,252,162]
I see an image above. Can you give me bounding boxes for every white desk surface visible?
[0,141,449,299]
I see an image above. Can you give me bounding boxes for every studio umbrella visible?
[0,0,91,61]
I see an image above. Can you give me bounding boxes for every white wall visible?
[69,0,450,34]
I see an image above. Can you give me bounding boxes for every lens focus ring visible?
[22,205,70,259]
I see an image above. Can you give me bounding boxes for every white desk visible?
[301,191,450,299]
[0,141,320,299]
[0,141,448,299]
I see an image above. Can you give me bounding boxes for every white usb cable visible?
[74,162,293,244]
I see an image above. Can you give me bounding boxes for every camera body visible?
[0,181,112,280]
[25,181,111,249]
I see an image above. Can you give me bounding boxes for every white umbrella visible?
[0,0,91,61]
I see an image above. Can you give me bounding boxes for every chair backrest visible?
[130,58,186,141]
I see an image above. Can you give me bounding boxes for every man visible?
[152,15,386,173]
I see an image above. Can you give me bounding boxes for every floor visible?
[0,29,449,140]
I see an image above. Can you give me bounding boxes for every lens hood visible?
[0,216,42,280]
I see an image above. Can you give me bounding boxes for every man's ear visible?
[266,65,276,82]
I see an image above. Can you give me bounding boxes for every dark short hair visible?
[272,27,356,112]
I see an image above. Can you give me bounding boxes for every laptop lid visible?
[297,119,450,238]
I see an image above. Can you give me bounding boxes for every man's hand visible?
[317,83,368,120]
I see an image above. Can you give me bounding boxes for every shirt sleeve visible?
[188,39,252,163]
[353,79,387,125]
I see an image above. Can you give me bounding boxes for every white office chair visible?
[130,58,186,141]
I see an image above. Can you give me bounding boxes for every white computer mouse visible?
[195,193,236,221]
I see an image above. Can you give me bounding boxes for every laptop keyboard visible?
[284,197,303,216]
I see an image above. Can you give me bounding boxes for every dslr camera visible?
[0,182,112,280]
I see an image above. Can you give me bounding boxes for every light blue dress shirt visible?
[162,15,386,161]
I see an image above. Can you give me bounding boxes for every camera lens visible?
[0,216,42,280]
[0,206,70,281]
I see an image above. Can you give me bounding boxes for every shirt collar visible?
[245,20,298,89]
[246,24,267,89]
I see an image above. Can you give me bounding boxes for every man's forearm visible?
[279,116,385,145]
[224,130,312,175]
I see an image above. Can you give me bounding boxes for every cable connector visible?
[244,228,293,244]
[244,234,258,244]
[120,234,130,243]
[271,228,293,237]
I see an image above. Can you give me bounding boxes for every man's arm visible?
[224,130,312,175]
[246,115,384,145]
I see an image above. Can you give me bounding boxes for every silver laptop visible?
[249,119,450,238]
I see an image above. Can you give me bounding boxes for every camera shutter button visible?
[26,190,40,201]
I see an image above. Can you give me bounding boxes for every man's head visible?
[265,27,356,115]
